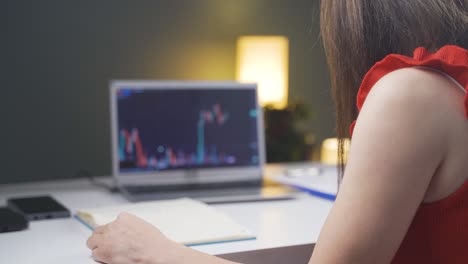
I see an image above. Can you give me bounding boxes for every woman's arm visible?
[86,212,239,264]
[309,68,451,263]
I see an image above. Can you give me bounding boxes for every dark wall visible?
[2,0,334,184]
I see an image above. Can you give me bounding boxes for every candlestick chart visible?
[116,89,259,172]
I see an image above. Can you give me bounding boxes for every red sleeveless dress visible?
[349,45,468,264]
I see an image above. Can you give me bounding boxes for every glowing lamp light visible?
[321,138,351,165]
[236,36,289,109]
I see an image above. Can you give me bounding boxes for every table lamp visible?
[236,36,289,109]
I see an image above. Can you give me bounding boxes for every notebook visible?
[75,198,255,246]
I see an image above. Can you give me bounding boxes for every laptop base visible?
[121,185,297,204]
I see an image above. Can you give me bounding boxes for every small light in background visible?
[236,36,289,109]
[320,138,350,165]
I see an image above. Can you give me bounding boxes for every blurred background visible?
[1,0,334,184]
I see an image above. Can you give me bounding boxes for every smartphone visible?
[0,207,29,233]
[7,195,71,221]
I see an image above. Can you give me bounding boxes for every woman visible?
[86,0,468,263]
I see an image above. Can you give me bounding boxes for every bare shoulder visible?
[364,67,464,116]
[352,67,460,172]
[358,67,465,142]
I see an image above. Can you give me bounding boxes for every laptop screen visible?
[114,85,260,174]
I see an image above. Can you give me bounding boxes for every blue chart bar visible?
[197,113,205,164]
[196,104,230,165]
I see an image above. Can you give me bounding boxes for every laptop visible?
[110,81,295,203]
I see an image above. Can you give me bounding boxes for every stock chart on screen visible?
[116,88,260,173]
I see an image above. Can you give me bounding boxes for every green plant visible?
[263,100,316,163]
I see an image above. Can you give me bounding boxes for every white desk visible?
[0,166,334,264]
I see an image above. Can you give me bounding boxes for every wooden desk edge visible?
[217,243,315,264]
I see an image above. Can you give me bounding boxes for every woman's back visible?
[393,68,468,262]
[422,69,468,203]
[423,71,468,203]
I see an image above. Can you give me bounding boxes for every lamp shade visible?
[236,36,289,109]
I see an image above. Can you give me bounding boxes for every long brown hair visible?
[320,0,468,178]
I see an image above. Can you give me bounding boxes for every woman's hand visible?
[86,212,184,264]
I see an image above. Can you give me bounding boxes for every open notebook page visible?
[76,198,254,245]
